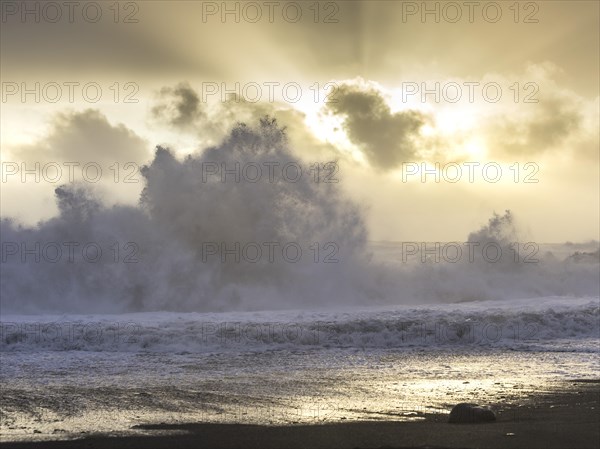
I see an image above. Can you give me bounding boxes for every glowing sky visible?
[1,0,598,242]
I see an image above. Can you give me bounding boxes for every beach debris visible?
[448,403,496,423]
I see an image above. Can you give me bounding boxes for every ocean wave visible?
[2,296,597,354]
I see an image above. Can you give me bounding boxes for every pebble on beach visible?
[448,403,496,423]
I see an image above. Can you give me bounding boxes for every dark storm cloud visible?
[151,82,205,129]
[325,84,427,169]
[12,109,149,164]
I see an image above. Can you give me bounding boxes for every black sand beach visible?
[2,380,598,449]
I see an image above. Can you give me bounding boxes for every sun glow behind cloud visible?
[293,87,367,164]
[295,79,492,168]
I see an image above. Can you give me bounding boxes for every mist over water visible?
[1,118,598,314]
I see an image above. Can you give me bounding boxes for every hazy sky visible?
[1,0,598,242]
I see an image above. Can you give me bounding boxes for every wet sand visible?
[1,380,598,449]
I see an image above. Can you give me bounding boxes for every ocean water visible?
[1,131,598,442]
[1,295,598,442]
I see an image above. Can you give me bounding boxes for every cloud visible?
[325,83,427,169]
[149,82,274,143]
[150,82,205,130]
[11,109,150,165]
[517,98,581,151]
[480,63,588,158]
[2,109,151,224]
[149,82,343,162]
[487,92,583,157]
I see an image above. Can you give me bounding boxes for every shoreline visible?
[1,380,598,449]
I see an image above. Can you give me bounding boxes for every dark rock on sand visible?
[448,403,496,423]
